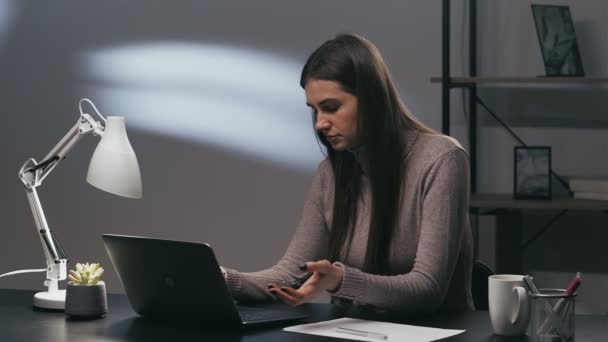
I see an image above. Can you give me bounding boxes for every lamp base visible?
[33,289,66,310]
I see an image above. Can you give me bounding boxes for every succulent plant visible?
[68,262,104,285]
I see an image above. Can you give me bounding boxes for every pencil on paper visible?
[334,326,389,340]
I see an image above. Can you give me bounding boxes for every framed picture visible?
[531,5,584,76]
[514,146,552,200]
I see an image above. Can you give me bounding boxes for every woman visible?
[222,33,473,314]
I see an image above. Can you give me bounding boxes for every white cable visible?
[79,98,106,123]
[0,269,46,278]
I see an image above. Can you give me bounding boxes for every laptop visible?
[102,234,309,327]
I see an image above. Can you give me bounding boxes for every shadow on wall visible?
[523,212,608,274]
[478,88,608,128]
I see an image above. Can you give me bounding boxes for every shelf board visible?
[430,76,608,87]
[470,193,608,211]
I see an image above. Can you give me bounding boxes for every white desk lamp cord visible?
[0,269,46,279]
[79,98,106,123]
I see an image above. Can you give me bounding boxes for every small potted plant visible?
[65,262,107,318]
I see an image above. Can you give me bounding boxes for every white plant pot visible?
[65,281,108,318]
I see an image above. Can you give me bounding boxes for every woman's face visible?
[305,79,360,151]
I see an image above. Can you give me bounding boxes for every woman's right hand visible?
[268,260,343,306]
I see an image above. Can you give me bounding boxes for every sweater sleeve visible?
[222,160,331,303]
[331,148,470,314]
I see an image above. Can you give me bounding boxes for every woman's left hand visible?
[268,260,343,306]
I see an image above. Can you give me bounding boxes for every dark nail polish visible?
[299,264,307,271]
[268,284,273,289]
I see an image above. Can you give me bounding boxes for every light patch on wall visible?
[0,0,18,46]
[79,42,323,171]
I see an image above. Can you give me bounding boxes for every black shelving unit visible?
[438,0,608,273]
[441,0,478,192]
[438,0,608,192]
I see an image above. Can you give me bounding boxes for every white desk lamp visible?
[11,98,142,310]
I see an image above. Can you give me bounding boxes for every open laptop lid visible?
[102,234,242,325]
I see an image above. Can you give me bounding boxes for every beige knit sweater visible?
[224,127,474,314]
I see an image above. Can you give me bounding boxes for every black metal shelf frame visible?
[440,0,580,270]
[442,0,478,191]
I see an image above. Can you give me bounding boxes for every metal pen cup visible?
[529,288,576,342]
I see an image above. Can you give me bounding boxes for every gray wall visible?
[1,0,607,314]
[0,0,447,294]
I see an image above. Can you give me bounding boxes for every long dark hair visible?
[300,34,436,275]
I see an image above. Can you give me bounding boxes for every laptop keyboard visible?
[237,305,308,324]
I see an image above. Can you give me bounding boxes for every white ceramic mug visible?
[488,274,530,336]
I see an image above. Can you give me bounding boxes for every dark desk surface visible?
[1,289,607,341]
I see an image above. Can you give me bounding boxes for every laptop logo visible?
[163,276,176,289]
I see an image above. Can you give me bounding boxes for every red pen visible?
[552,272,581,312]
[538,272,582,334]
[564,272,582,295]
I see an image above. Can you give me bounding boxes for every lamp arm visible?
[26,113,105,185]
[17,113,105,291]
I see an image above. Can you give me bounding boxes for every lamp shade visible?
[86,116,142,198]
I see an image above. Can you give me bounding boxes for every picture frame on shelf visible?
[531,5,584,77]
[514,146,552,200]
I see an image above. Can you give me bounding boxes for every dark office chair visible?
[471,260,495,310]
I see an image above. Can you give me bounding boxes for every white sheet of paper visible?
[283,317,465,342]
